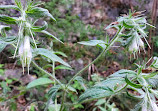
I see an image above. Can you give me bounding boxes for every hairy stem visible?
[52,61,58,111]
[67,27,124,87]
[32,61,64,88]
[60,91,66,111]
[58,27,124,111]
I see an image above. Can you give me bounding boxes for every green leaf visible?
[78,40,106,49]
[150,57,158,69]
[48,104,61,111]
[0,15,17,24]
[0,25,11,37]
[78,86,114,103]
[54,51,67,57]
[150,89,158,98]
[79,77,126,102]
[146,76,158,88]
[125,76,143,88]
[137,77,148,87]
[74,76,87,90]
[14,0,23,9]
[67,86,77,94]
[54,65,73,70]
[110,69,137,78]
[74,76,84,84]
[48,85,60,101]
[0,36,17,53]
[0,36,17,43]
[123,20,134,28]
[105,23,119,30]
[31,21,48,32]
[0,5,20,11]
[120,34,132,38]
[95,99,106,105]
[96,77,126,91]
[41,30,63,43]
[34,48,71,67]
[0,43,7,53]
[27,78,54,89]
[26,7,56,21]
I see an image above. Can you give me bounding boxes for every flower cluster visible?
[105,11,154,57]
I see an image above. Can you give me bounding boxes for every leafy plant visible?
[0,0,157,111]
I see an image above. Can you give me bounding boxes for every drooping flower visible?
[128,37,139,53]
[128,31,146,58]
[18,36,32,74]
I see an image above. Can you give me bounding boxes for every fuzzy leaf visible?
[95,99,106,105]
[34,48,71,67]
[31,21,48,32]
[125,76,143,88]
[48,85,60,101]
[26,7,56,21]
[54,65,73,70]
[110,69,137,78]
[0,36,17,52]
[146,75,158,88]
[27,78,54,89]
[14,0,23,9]
[0,36,17,43]
[143,72,158,79]
[48,104,61,111]
[54,51,67,57]
[78,86,114,103]
[150,57,158,69]
[78,40,106,49]
[0,15,17,24]
[123,20,134,28]
[0,5,20,11]
[96,77,126,91]
[41,30,63,43]
[74,76,86,90]
[67,86,77,94]
[78,77,126,103]
[0,25,11,37]
[0,43,7,53]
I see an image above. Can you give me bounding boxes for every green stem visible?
[32,61,64,88]
[52,61,56,86]
[52,61,58,111]
[67,27,124,87]
[60,91,66,111]
[59,27,124,111]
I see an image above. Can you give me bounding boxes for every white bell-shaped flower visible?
[18,36,32,74]
[128,31,146,58]
[128,37,139,53]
